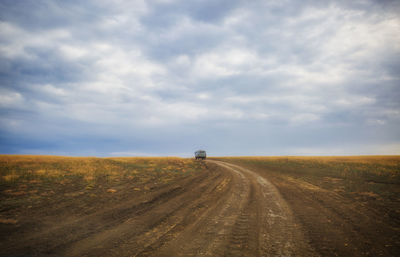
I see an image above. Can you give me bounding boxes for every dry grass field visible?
[0,155,205,217]
[0,155,399,256]
[216,156,400,199]
[0,155,209,256]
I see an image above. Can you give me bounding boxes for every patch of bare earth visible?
[264,175,399,256]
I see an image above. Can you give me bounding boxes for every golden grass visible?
[0,155,208,215]
[215,155,400,197]
[0,155,205,188]
[216,155,400,164]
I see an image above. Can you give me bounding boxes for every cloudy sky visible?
[0,0,399,157]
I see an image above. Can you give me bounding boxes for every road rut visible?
[206,160,316,256]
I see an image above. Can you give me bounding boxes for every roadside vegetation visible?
[215,156,400,200]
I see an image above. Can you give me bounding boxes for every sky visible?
[0,0,399,157]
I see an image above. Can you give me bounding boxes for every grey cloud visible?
[142,0,243,26]
[0,0,103,31]
[0,0,399,156]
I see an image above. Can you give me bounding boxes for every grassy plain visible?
[0,155,206,225]
[214,156,400,200]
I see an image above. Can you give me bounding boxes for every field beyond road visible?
[0,155,399,256]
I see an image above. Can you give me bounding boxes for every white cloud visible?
[38,84,68,97]
[196,93,210,100]
[0,21,71,59]
[0,90,24,108]
[59,44,88,60]
[192,48,262,77]
[367,119,386,126]
[334,96,375,107]
[97,53,161,76]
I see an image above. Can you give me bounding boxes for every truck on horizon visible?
[195,150,206,160]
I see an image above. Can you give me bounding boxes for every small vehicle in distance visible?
[195,150,206,160]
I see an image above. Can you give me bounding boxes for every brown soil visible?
[255,170,400,257]
[1,160,398,256]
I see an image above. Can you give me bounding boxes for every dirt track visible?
[1,159,398,256]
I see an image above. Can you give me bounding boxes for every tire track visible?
[65,169,226,257]
[210,160,317,257]
[155,161,251,256]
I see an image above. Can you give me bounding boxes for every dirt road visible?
[201,160,315,256]
[2,159,397,256]
[153,160,315,257]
